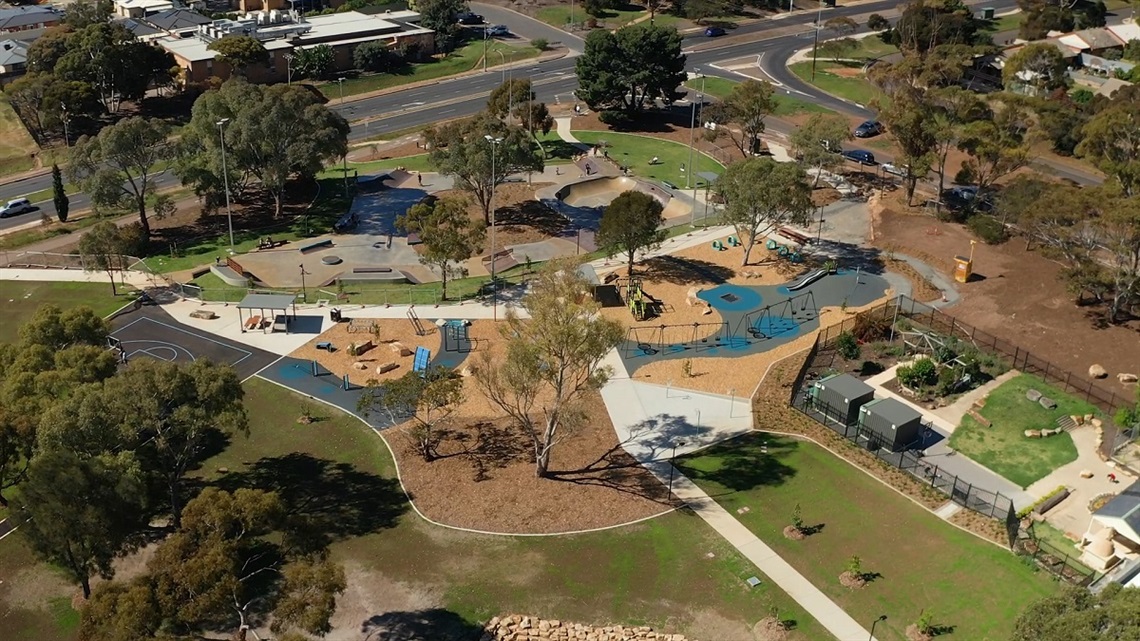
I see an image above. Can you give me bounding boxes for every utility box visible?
[811,373,875,426]
[982,7,995,20]
[859,398,923,452]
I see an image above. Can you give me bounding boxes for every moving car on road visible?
[484,24,510,36]
[842,150,876,165]
[458,12,484,24]
[705,26,726,37]
[0,198,32,218]
[854,120,883,138]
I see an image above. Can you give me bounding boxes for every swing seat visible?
[712,240,724,251]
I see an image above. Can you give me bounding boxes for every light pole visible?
[495,50,506,84]
[60,103,70,148]
[299,264,308,302]
[811,2,825,82]
[868,615,887,641]
[216,118,235,250]
[485,134,503,321]
[667,440,686,496]
[336,76,345,104]
[817,205,824,241]
[685,69,703,190]
[284,53,294,84]
[482,29,488,72]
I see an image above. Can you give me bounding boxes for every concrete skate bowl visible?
[543,176,692,231]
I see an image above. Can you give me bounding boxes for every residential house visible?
[0,39,28,76]
[115,0,178,19]
[118,17,165,42]
[1081,481,1140,573]
[1058,28,1125,56]
[0,6,62,35]
[145,8,213,37]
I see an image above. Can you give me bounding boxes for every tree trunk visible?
[627,248,636,277]
[136,196,151,238]
[80,575,92,600]
[106,269,118,296]
[535,447,550,477]
[741,239,754,266]
[274,191,283,218]
[0,491,8,507]
[169,480,182,530]
[440,265,449,301]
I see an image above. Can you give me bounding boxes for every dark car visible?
[854,120,883,138]
[705,26,726,37]
[458,12,484,24]
[842,150,876,165]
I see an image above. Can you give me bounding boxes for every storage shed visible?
[810,373,875,426]
[858,397,923,452]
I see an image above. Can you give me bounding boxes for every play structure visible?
[617,277,660,321]
[735,291,818,340]
[786,268,828,292]
[623,321,739,358]
[765,238,804,263]
[439,319,472,353]
[407,307,427,337]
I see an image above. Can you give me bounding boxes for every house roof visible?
[863,397,922,427]
[0,6,60,31]
[1096,481,1140,521]
[1073,28,1124,50]
[817,373,874,402]
[117,17,161,37]
[1108,23,1140,44]
[0,38,27,66]
[1095,78,1132,98]
[145,8,212,32]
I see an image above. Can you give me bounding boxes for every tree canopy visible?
[575,23,687,113]
[789,113,851,186]
[597,189,666,276]
[1077,100,1140,197]
[1012,584,1140,641]
[207,35,270,72]
[396,195,485,300]
[1003,42,1069,95]
[703,79,776,157]
[715,158,813,266]
[176,78,349,216]
[885,0,983,54]
[358,365,465,461]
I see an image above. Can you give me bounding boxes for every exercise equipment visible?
[442,319,472,353]
[407,307,426,337]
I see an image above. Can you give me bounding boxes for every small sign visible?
[746,576,762,588]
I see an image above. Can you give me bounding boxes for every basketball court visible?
[109,306,279,380]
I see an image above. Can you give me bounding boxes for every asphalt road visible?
[0,0,1093,232]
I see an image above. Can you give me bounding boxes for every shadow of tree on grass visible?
[674,434,799,492]
[361,608,484,641]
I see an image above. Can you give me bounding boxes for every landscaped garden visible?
[949,374,1093,488]
[676,433,1059,641]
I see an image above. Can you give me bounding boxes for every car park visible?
[842,150,876,165]
[458,12,483,24]
[0,198,32,218]
[705,26,726,37]
[484,24,509,36]
[854,120,883,138]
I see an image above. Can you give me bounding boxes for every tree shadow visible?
[546,442,673,504]
[674,434,798,492]
[640,255,735,284]
[216,453,407,549]
[496,199,568,236]
[360,608,484,641]
[801,522,826,536]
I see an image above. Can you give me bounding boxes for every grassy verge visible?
[570,130,724,187]
[0,94,40,177]
[949,374,1091,488]
[683,77,832,117]
[197,378,827,640]
[535,5,646,28]
[677,433,1057,641]
[0,280,136,344]
[980,13,1023,34]
[318,41,540,100]
[789,60,883,107]
[843,36,898,59]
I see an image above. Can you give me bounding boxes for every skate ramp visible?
[548,176,692,227]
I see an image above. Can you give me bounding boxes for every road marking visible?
[401,101,425,108]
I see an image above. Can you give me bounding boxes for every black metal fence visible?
[791,393,1016,521]
[1015,526,1097,587]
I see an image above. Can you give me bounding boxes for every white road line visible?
[123,342,189,362]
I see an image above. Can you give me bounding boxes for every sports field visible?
[0,280,133,344]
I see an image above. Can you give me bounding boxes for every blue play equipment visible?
[412,346,431,373]
[786,268,828,291]
[442,319,472,353]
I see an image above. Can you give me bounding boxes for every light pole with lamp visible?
[667,440,686,496]
[336,76,345,104]
[284,53,294,84]
[685,69,705,191]
[60,103,70,148]
[485,134,503,321]
[868,615,887,641]
[216,118,235,250]
[810,1,825,81]
[482,28,488,72]
[299,264,309,302]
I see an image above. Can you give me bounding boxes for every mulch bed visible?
[838,571,866,589]
[782,525,806,541]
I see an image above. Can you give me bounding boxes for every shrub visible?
[1070,88,1094,104]
[934,344,957,364]
[897,357,937,388]
[967,214,1010,244]
[859,360,884,376]
[530,38,549,51]
[936,366,959,397]
[836,331,860,360]
[954,164,976,185]
[852,314,891,343]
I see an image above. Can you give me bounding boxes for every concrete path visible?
[555,117,590,149]
[598,351,877,641]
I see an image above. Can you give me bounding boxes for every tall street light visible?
[811,1,825,82]
[216,118,235,250]
[485,134,502,321]
[868,615,887,641]
[60,103,70,148]
[482,29,488,72]
[337,76,345,104]
[667,440,686,496]
[685,69,704,190]
[299,264,309,302]
[284,53,294,84]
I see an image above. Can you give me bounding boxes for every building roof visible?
[1096,481,1140,521]
[1108,22,1140,44]
[0,38,27,66]
[297,11,404,40]
[0,6,60,31]
[238,293,297,310]
[1073,28,1124,50]
[159,33,292,62]
[117,17,162,37]
[817,373,874,401]
[145,8,212,32]
[863,397,922,426]
[115,0,176,10]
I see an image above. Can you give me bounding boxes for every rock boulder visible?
[1089,364,1108,379]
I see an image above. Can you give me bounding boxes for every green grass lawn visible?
[0,93,40,177]
[570,130,724,188]
[192,378,828,640]
[844,36,899,59]
[0,280,135,344]
[318,41,539,100]
[949,374,1091,488]
[535,5,647,28]
[683,77,832,117]
[789,60,883,108]
[677,433,1057,641]
[980,13,1023,34]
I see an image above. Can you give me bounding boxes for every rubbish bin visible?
[982,7,995,19]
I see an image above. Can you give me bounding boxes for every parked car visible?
[942,186,993,211]
[457,12,484,24]
[882,162,909,177]
[0,198,32,218]
[484,24,510,36]
[705,26,726,37]
[854,120,883,138]
[842,150,876,165]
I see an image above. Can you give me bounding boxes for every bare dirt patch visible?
[347,139,426,163]
[324,561,445,641]
[2,563,74,612]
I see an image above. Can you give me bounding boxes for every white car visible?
[0,198,32,218]
[484,24,509,36]
[882,163,909,177]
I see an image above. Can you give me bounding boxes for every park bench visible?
[244,315,262,330]
[299,239,333,253]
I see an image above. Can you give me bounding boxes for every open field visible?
[570,130,725,187]
[677,433,1057,641]
[0,94,40,177]
[196,378,828,641]
[0,280,134,344]
[949,374,1092,489]
[319,40,540,100]
[789,61,882,108]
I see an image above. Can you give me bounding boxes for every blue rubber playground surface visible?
[257,336,471,429]
[619,269,889,371]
